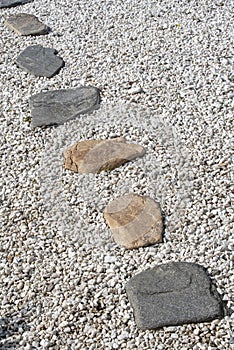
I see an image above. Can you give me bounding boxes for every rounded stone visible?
[104,193,163,249]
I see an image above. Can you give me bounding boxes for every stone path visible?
[1,1,227,333]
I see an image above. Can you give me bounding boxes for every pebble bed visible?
[0,0,233,349]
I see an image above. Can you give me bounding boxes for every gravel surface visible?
[0,0,233,349]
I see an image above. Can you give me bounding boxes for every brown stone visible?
[104,194,163,249]
[5,13,49,36]
[64,137,145,174]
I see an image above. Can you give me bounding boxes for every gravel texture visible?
[0,0,233,349]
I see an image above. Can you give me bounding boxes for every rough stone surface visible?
[29,86,100,127]
[0,0,32,7]
[104,193,163,248]
[126,262,224,330]
[64,138,146,174]
[5,13,49,36]
[16,45,64,78]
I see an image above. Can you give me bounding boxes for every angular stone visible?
[126,262,224,330]
[5,13,49,36]
[0,0,33,8]
[64,138,145,174]
[16,45,64,78]
[29,86,100,127]
[104,193,163,248]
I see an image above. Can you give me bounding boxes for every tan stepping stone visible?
[104,194,163,249]
[64,137,145,174]
[5,13,49,36]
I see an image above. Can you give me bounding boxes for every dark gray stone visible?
[0,0,33,8]
[16,45,64,78]
[29,86,100,127]
[5,13,49,36]
[126,262,224,329]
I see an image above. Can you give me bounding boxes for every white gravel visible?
[0,0,233,349]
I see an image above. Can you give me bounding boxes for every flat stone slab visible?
[126,262,224,329]
[5,13,49,36]
[29,86,100,127]
[64,138,145,174]
[0,0,33,8]
[16,45,64,78]
[104,193,163,248]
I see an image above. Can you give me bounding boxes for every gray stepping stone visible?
[16,45,64,78]
[29,86,100,127]
[5,13,49,36]
[0,0,33,8]
[126,262,224,329]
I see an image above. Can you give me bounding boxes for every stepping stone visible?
[5,13,49,36]
[16,45,64,78]
[64,138,146,174]
[0,0,33,8]
[104,193,163,248]
[126,262,224,330]
[29,86,100,127]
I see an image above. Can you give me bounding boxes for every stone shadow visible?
[0,316,30,349]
